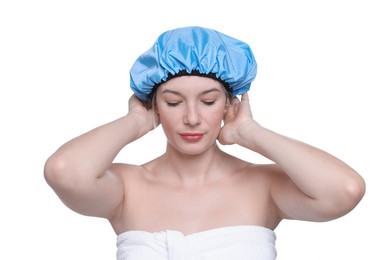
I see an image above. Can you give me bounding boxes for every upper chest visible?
[113,169,276,233]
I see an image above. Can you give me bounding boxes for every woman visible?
[44,26,365,259]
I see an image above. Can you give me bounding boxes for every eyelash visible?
[166,101,216,107]
[202,101,216,106]
[166,102,181,107]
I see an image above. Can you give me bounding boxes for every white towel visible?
[116,225,277,260]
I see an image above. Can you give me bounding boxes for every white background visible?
[1,0,389,259]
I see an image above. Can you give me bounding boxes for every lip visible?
[179,133,204,141]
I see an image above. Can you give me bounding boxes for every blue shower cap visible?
[130,26,257,100]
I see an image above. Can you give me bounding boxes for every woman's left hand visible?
[218,92,255,145]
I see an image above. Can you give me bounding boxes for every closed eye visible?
[166,101,182,107]
[202,100,216,106]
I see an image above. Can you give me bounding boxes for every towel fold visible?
[116,225,276,260]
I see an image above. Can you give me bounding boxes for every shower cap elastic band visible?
[130,26,257,100]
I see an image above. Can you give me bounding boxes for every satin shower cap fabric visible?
[130,26,257,100]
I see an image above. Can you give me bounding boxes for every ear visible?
[152,97,159,114]
[224,98,231,113]
[153,111,160,129]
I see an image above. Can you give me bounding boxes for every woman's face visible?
[155,76,228,155]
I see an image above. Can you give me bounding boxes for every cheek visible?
[206,110,225,127]
[159,116,175,140]
[159,112,177,126]
[158,108,182,134]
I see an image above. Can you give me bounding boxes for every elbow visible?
[328,174,366,219]
[44,154,72,189]
[318,173,366,221]
[344,174,366,208]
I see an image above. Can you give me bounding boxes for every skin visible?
[44,75,366,236]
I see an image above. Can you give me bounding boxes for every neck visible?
[160,142,226,187]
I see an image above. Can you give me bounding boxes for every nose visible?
[183,103,202,126]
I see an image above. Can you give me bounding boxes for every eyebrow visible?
[161,88,222,96]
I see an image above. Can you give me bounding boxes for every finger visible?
[231,96,240,106]
[241,92,249,102]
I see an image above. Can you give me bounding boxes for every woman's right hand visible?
[127,94,160,135]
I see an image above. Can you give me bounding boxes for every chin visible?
[169,140,217,156]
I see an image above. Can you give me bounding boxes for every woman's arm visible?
[44,95,156,219]
[219,93,366,222]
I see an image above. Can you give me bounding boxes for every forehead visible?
[158,75,225,94]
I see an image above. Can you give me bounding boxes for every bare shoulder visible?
[219,152,285,185]
[110,162,141,174]
[109,160,162,190]
[109,162,149,182]
[106,162,152,228]
[240,162,285,182]
[238,163,290,199]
